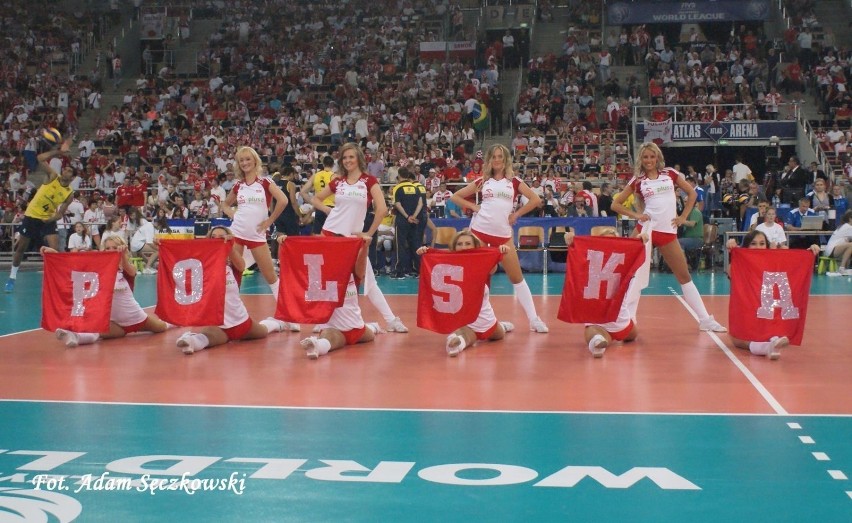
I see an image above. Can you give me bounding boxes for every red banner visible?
[276,237,364,324]
[155,239,231,326]
[729,248,813,345]
[41,251,121,332]
[558,236,647,324]
[417,248,502,334]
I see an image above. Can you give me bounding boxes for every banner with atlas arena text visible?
[276,237,364,324]
[637,120,797,144]
[155,239,231,327]
[728,248,813,346]
[41,251,122,333]
[417,248,503,334]
[558,236,646,324]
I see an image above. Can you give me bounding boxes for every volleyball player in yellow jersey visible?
[300,155,336,234]
[6,140,75,292]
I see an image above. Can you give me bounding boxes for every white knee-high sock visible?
[269,279,279,302]
[77,332,100,345]
[513,280,539,321]
[680,281,710,321]
[10,266,19,279]
[364,265,395,323]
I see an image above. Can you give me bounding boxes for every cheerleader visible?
[221,146,288,301]
[286,234,383,359]
[310,143,408,333]
[176,226,299,354]
[584,228,649,357]
[450,144,549,333]
[610,142,726,332]
[725,230,820,359]
[49,236,168,348]
[417,230,515,357]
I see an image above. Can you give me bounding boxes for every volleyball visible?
[737,194,749,204]
[722,194,734,204]
[43,127,62,144]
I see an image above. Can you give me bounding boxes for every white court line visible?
[668,287,789,416]
[0,328,41,339]
[799,436,816,444]
[813,452,831,461]
[787,422,802,429]
[3,398,850,416]
[828,470,848,480]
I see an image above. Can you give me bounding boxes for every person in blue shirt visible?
[785,197,818,249]
[444,193,465,219]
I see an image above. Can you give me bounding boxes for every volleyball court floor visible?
[0,271,849,521]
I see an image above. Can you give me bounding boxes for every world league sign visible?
[607,0,771,24]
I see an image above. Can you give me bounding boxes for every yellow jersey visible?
[25,178,73,220]
[314,169,335,207]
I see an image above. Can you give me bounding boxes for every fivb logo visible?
[0,487,81,522]
[583,250,624,300]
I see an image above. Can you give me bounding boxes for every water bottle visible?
[772,195,780,207]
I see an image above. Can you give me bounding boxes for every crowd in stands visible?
[778,0,852,180]
[4,0,846,260]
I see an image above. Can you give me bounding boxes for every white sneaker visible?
[366,322,385,335]
[312,324,325,334]
[56,328,79,348]
[176,332,201,354]
[386,317,409,333]
[261,317,301,333]
[500,321,515,333]
[301,336,320,359]
[530,317,549,333]
[588,334,608,358]
[445,334,466,357]
[699,315,727,332]
[767,336,789,360]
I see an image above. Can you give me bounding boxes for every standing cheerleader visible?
[450,144,549,333]
[221,146,288,301]
[610,142,726,332]
[310,143,408,333]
